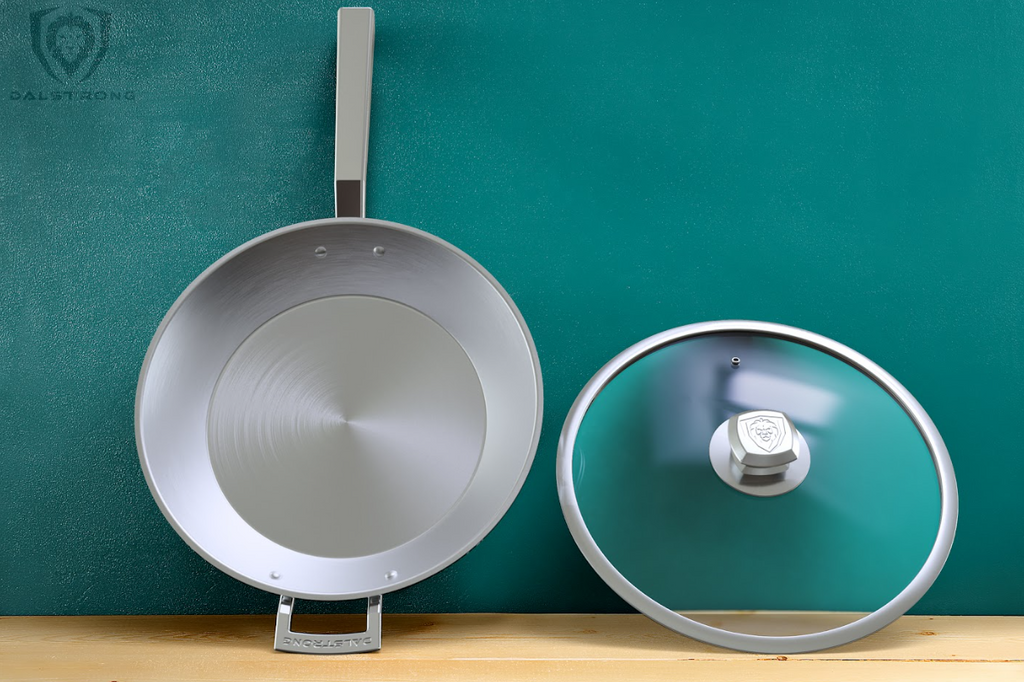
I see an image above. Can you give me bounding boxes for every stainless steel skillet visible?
[135,8,542,654]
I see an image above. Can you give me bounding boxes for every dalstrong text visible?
[10,90,134,101]
[280,636,374,649]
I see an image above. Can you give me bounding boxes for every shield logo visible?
[30,6,111,83]
[740,414,785,453]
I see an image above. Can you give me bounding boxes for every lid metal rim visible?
[556,320,958,654]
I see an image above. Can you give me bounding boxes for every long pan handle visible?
[335,7,375,218]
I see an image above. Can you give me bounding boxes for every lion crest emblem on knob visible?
[742,415,785,453]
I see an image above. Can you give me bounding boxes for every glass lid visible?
[556,321,957,654]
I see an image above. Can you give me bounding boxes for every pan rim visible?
[136,216,543,600]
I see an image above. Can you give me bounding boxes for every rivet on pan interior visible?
[384,570,398,580]
[314,246,327,258]
[731,356,741,367]
[373,246,386,257]
[270,571,281,580]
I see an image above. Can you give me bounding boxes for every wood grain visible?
[2,614,1022,681]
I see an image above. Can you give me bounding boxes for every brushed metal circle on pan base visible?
[208,295,485,559]
[708,420,810,497]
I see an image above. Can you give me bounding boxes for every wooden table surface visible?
[2,614,1022,681]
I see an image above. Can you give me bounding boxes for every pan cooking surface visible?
[207,295,486,559]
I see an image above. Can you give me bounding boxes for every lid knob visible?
[728,410,800,476]
[709,409,812,497]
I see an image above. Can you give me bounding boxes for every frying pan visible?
[135,8,542,654]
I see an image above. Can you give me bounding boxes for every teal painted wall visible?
[1,0,1020,615]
